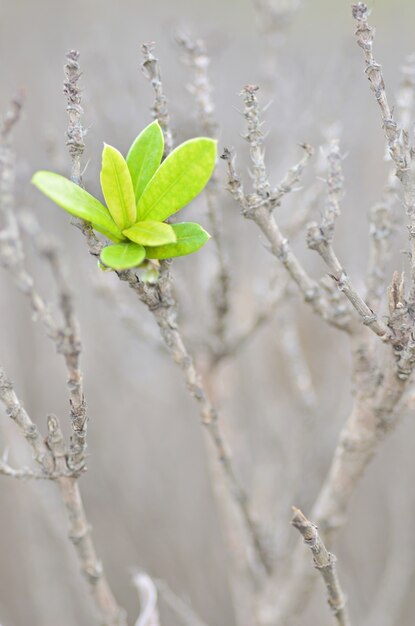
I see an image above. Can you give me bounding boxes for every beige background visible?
[1,0,415,624]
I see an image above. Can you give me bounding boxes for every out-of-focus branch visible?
[0,366,126,625]
[306,139,390,339]
[0,91,126,624]
[275,303,317,411]
[155,578,209,626]
[93,275,162,348]
[132,573,161,626]
[0,86,88,471]
[352,3,415,299]
[291,508,351,626]
[176,33,218,138]
[0,95,59,344]
[365,54,415,310]
[364,471,415,626]
[47,414,127,626]
[211,274,287,365]
[139,46,270,574]
[141,42,173,156]
[176,33,231,351]
[21,212,87,469]
[396,53,415,136]
[117,263,272,576]
[261,339,411,625]
[284,180,322,240]
[252,0,303,92]
[365,186,397,312]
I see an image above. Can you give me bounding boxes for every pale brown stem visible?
[291,508,351,626]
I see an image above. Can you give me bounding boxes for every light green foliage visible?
[31,171,124,242]
[126,121,164,204]
[137,138,217,222]
[100,144,137,229]
[32,121,215,271]
[145,223,210,259]
[100,242,145,270]
[123,221,176,246]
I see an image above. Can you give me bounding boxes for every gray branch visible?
[291,507,351,626]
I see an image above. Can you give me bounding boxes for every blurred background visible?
[1,0,415,624]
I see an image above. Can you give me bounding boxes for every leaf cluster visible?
[32,121,216,270]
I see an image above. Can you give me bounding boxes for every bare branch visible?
[19,213,87,470]
[117,263,273,576]
[176,33,231,349]
[0,364,126,624]
[352,3,415,298]
[222,85,356,332]
[0,368,53,471]
[176,33,218,138]
[222,145,349,332]
[64,50,86,185]
[263,349,410,625]
[242,84,272,199]
[291,507,351,626]
[47,414,127,625]
[306,140,390,339]
[66,50,272,579]
[141,42,173,156]
[364,55,415,309]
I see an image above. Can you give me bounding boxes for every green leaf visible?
[123,221,177,246]
[31,171,124,242]
[100,242,145,270]
[100,144,137,230]
[137,138,217,222]
[126,121,164,204]
[145,222,210,259]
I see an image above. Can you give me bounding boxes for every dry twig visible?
[221,86,351,332]
[291,507,351,626]
[0,93,126,626]
[141,42,173,156]
[176,33,231,350]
